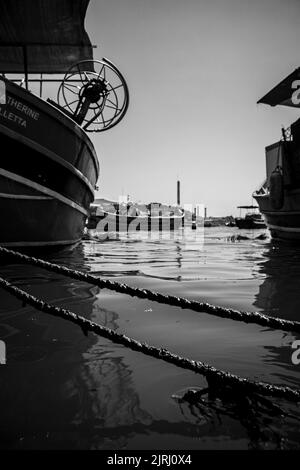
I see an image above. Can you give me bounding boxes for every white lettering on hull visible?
[6,95,39,120]
[0,93,40,129]
[0,107,26,127]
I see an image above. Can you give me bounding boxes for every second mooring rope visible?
[0,274,299,403]
[0,246,300,334]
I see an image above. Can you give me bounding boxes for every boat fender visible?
[270,166,284,210]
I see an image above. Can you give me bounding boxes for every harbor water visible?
[0,226,300,450]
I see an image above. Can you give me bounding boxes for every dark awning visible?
[257,68,300,107]
[0,0,94,74]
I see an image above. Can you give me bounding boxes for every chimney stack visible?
[177,180,180,206]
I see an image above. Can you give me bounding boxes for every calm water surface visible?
[0,226,300,449]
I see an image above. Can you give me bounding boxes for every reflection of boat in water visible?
[87,203,185,231]
[235,206,267,229]
[0,0,128,249]
[254,243,300,321]
[0,245,153,449]
[253,67,300,241]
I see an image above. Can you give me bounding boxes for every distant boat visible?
[204,219,213,227]
[235,206,266,229]
[225,220,236,227]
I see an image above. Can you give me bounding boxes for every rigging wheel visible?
[57,58,129,132]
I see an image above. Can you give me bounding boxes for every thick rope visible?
[0,246,299,334]
[0,274,299,403]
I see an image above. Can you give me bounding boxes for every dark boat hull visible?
[0,191,85,248]
[235,217,266,229]
[0,78,99,249]
[254,192,300,241]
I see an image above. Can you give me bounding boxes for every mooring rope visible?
[0,246,300,334]
[0,274,299,403]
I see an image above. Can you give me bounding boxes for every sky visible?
[85,0,300,216]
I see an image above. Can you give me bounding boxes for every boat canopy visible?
[0,0,94,74]
[257,67,300,107]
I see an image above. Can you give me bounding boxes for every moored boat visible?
[0,0,129,249]
[0,77,98,248]
[253,67,300,241]
[235,206,266,229]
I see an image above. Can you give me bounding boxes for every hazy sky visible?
[85,0,300,216]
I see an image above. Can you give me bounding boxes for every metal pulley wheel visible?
[57,58,129,132]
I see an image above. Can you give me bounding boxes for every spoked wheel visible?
[57,58,129,132]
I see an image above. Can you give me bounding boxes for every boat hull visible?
[0,193,86,248]
[0,78,99,249]
[235,218,266,229]
[254,192,300,241]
